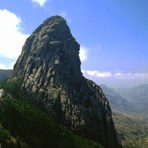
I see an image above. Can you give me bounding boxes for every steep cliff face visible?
[11,16,120,147]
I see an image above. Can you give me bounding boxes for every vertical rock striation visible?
[11,16,120,147]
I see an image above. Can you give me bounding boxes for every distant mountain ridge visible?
[100,85,132,112]
[100,84,148,147]
[0,70,12,81]
[116,84,148,115]
[100,84,148,115]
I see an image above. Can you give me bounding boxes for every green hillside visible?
[0,81,103,148]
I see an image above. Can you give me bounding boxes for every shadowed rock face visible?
[11,16,120,148]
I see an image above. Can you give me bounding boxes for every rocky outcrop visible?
[11,16,120,147]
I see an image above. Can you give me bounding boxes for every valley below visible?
[113,110,148,148]
[101,84,148,148]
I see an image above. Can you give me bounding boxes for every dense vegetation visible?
[0,81,103,148]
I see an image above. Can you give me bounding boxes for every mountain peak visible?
[11,16,120,147]
[33,15,73,43]
[14,15,81,86]
[43,15,66,24]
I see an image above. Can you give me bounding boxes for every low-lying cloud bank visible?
[82,70,148,88]
[82,70,148,79]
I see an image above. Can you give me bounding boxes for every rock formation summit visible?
[11,16,120,147]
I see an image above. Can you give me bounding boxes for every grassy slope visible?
[0,81,103,148]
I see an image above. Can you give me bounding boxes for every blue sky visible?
[0,0,148,87]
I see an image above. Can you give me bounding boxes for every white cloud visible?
[83,70,112,78]
[32,0,48,7]
[79,46,88,62]
[0,64,7,69]
[96,72,112,78]
[0,62,14,69]
[115,72,148,79]
[82,70,148,80]
[0,9,29,59]
[114,72,123,77]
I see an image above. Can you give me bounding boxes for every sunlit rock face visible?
[11,16,120,148]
